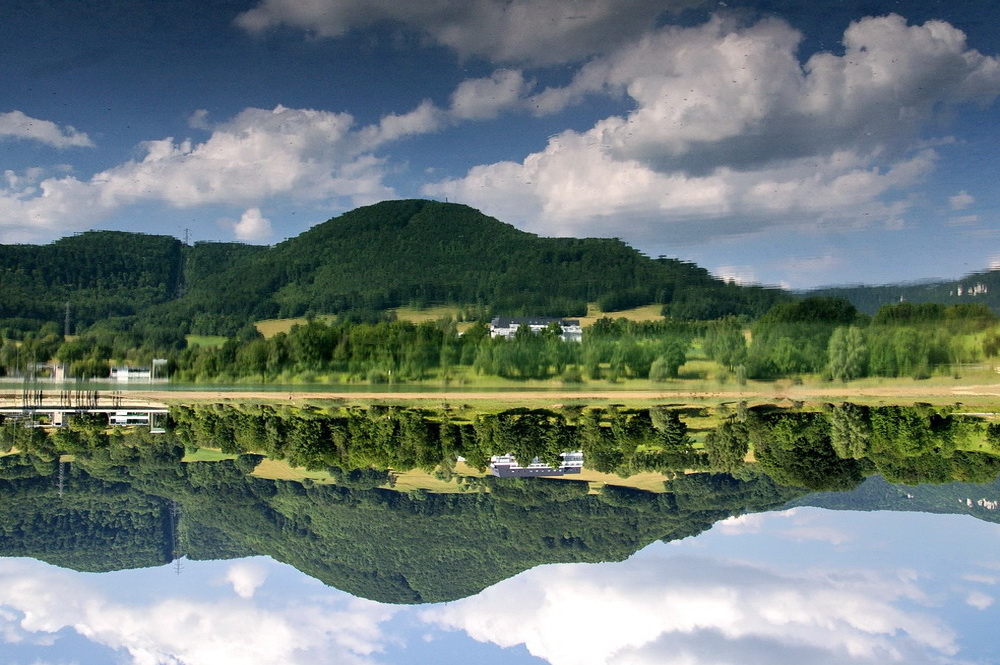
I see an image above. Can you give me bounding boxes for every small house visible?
[489,317,583,342]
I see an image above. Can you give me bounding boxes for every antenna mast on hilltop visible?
[64,301,71,337]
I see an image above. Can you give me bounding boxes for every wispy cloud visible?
[235,0,707,65]
[0,111,94,149]
[949,190,975,210]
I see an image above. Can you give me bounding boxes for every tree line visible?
[701,299,999,381]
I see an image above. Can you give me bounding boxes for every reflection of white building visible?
[109,411,152,426]
[110,366,152,381]
[490,451,584,478]
[489,317,583,342]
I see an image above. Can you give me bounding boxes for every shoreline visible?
[6,383,1000,410]
[56,384,1000,407]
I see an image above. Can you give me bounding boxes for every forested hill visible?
[0,200,788,336]
[162,200,788,333]
[806,269,1000,316]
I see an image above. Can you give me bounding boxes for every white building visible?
[489,317,583,342]
[110,366,152,381]
[489,451,585,477]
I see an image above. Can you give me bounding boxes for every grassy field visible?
[575,302,665,326]
[247,457,676,494]
[182,448,238,462]
[185,335,228,349]
[255,315,336,338]
[251,458,336,483]
[253,302,668,338]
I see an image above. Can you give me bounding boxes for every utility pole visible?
[64,301,71,337]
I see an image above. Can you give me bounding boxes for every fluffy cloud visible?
[426,15,1000,244]
[0,105,402,242]
[964,591,994,610]
[449,69,533,120]
[0,559,397,665]
[230,208,273,243]
[0,110,94,149]
[949,190,975,210]
[422,553,956,665]
[224,561,269,598]
[235,0,706,65]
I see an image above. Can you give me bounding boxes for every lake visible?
[0,401,998,664]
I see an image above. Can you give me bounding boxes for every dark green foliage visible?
[704,419,751,473]
[0,466,174,571]
[749,412,865,491]
[0,201,789,343]
[0,231,184,333]
[987,423,1000,453]
[4,400,1000,606]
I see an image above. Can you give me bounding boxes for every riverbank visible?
[84,382,1000,410]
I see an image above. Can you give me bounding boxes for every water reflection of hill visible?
[1,402,999,603]
[0,452,803,603]
[792,474,1000,522]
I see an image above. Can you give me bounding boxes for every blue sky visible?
[1,507,998,664]
[2,0,1000,288]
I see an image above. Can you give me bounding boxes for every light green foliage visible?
[827,326,867,382]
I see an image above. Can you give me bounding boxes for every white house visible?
[110,366,152,381]
[489,317,583,342]
[489,451,585,478]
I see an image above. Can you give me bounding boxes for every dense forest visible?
[0,425,802,603]
[2,296,1000,385]
[0,199,787,338]
[3,200,1000,386]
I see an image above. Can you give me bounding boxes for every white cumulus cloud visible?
[0,110,94,149]
[425,14,1000,246]
[225,561,270,598]
[0,104,413,242]
[231,208,273,243]
[449,69,533,120]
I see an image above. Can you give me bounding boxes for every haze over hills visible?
[1,198,999,337]
[807,271,1000,316]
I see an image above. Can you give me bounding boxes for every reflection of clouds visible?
[224,562,268,599]
[422,553,956,665]
[0,559,397,665]
[964,591,994,610]
[962,574,999,585]
[717,509,853,546]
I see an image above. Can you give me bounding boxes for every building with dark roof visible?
[489,317,583,342]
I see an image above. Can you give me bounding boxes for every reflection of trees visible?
[3,399,1000,603]
[0,443,802,604]
[750,412,864,492]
